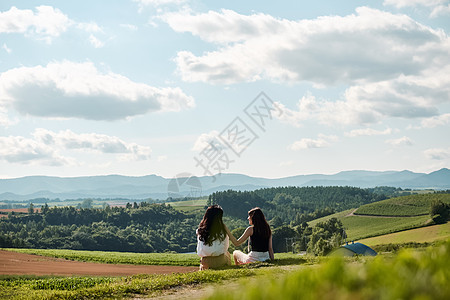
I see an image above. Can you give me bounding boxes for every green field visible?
[359,222,450,246]
[308,194,450,241]
[165,198,207,207]
[165,198,207,213]
[342,214,430,240]
[354,193,450,216]
[310,212,431,241]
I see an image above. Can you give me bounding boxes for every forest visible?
[0,186,387,254]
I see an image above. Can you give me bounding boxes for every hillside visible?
[308,193,450,240]
[0,168,449,200]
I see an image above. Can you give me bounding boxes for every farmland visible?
[359,221,450,246]
[308,193,450,241]
[4,248,201,266]
[354,193,450,216]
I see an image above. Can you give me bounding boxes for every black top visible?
[249,229,269,252]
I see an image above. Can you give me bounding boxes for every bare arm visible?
[224,224,253,247]
[268,234,274,261]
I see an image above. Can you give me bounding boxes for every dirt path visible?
[0,250,198,276]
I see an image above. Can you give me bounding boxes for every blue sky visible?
[0,0,449,179]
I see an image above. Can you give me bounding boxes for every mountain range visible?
[0,168,449,201]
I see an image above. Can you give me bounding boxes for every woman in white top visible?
[196,205,231,270]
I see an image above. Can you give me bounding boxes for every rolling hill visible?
[308,193,450,241]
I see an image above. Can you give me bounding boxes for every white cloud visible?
[77,22,103,33]
[384,0,450,17]
[345,128,392,137]
[0,6,71,43]
[0,6,107,46]
[420,113,450,128]
[120,24,138,31]
[289,134,338,151]
[279,160,294,167]
[166,7,448,85]
[2,43,11,53]
[0,129,152,165]
[424,147,450,160]
[134,0,187,7]
[192,130,222,152]
[157,155,168,162]
[276,64,450,125]
[33,128,151,161]
[0,61,195,120]
[133,0,187,12]
[385,136,413,146]
[0,135,70,166]
[165,7,450,125]
[89,34,105,48]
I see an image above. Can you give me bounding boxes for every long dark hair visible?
[197,205,227,246]
[249,207,271,239]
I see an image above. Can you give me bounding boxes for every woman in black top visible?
[225,207,274,264]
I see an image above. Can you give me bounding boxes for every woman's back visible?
[249,229,269,252]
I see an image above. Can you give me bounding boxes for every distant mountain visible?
[0,168,448,201]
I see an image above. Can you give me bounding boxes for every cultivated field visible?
[4,248,201,266]
[354,193,450,216]
[359,221,450,246]
[309,193,450,240]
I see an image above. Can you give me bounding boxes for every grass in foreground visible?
[1,243,449,299]
[207,240,450,300]
[0,269,260,300]
[0,256,309,300]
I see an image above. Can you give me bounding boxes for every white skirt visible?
[233,250,270,264]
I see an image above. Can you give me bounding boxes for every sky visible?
[0,0,449,180]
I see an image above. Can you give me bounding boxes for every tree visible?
[307,218,344,256]
[430,200,449,224]
[28,203,34,214]
[80,199,93,209]
[41,203,49,214]
[272,225,297,252]
[269,216,283,228]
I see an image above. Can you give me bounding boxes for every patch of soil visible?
[0,208,41,213]
[0,250,198,276]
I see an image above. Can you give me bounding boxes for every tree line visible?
[1,186,393,255]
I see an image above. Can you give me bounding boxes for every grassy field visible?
[165,198,207,213]
[206,240,450,300]
[354,193,450,216]
[359,221,450,246]
[308,194,450,241]
[306,209,429,240]
[341,214,430,240]
[1,241,449,299]
[309,211,430,240]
